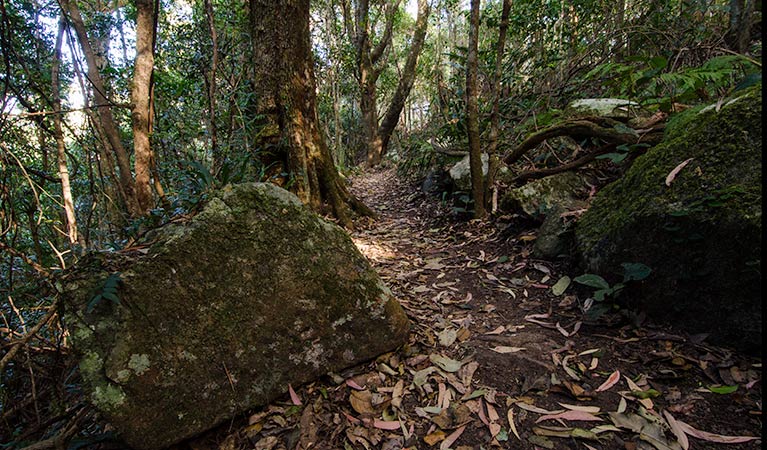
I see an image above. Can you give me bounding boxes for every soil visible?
[6,168,761,450]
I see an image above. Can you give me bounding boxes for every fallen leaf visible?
[349,390,376,415]
[346,379,365,390]
[558,403,601,413]
[551,276,571,296]
[491,346,526,354]
[596,370,621,392]
[424,430,446,446]
[507,408,520,440]
[288,384,302,405]
[675,419,759,444]
[440,425,466,450]
[430,354,466,373]
[373,419,401,430]
[662,410,689,450]
[535,410,603,423]
[707,384,738,394]
[515,402,565,415]
[665,158,694,186]
[438,328,458,347]
[485,325,506,335]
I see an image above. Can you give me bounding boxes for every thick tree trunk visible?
[52,15,79,245]
[204,0,220,169]
[466,0,486,219]
[131,0,156,214]
[249,0,374,228]
[725,0,755,53]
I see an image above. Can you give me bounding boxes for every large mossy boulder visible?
[575,85,762,352]
[61,183,410,450]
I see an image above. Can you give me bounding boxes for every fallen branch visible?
[0,296,60,373]
[509,144,618,186]
[503,116,663,166]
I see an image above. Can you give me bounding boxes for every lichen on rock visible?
[62,182,409,450]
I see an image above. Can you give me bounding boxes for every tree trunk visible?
[485,0,511,214]
[62,0,140,216]
[131,0,156,214]
[204,0,220,169]
[377,0,430,156]
[248,0,375,228]
[725,0,755,53]
[353,0,429,167]
[52,15,79,245]
[466,0,485,219]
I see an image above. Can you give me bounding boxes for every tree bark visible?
[131,0,156,214]
[204,0,220,169]
[485,0,511,213]
[376,0,430,155]
[725,0,755,53]
[51,14,79,245]
[353,0,429,167]
[61,0,140,216]
[248,0,375,228]
[466,0,485,219]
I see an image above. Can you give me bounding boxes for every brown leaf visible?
[349,390,376,415]
[665,158,694,186]
[423,430,446,446]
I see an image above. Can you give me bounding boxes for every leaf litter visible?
[200,168,761,450]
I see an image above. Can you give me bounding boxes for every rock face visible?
[575,85,762,352]
[62,183,410,450]
[501,172,591,218]
[449,153,488,192]
[565,98,640,118]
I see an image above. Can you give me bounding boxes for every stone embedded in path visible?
[62,183,410,450]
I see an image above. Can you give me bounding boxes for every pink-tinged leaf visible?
[288,384,301,405]
[346,379,365,390]
[555,322,570,337]
[596,370,621,392]
[535,410,603,423]
[342,411,361,424]
[373,419,401,430]
[662,410,689,450]
[439,425,466,450]
[665,158,694,186]
[675,419,759,444]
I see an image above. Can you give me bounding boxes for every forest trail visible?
[322,167,763,450]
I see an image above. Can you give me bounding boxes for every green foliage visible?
[585,54,760,111]
[87,273,122,313]
[575,263,651,319]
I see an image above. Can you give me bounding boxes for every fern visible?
[86,273,122,313]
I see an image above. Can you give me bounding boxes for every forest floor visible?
[10,168,761,450]
[185,167,762,450]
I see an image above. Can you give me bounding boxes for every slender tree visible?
[349,0,430,167]
[51,14,79,245]
[248,0,374,228]
[466,0,485,219]
[485,0,511,213]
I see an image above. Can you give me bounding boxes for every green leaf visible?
[551,276,571,296]
[622,263,652,282]
[574,274,610,290]
[708,385,738,394]
[86,294,103,313]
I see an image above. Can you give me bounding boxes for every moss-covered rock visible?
[61,183,409,449]
[575,85,762,352]
[501,172,591,218]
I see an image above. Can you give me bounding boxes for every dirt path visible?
[335,167,762,450]
[183,168,760,450]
